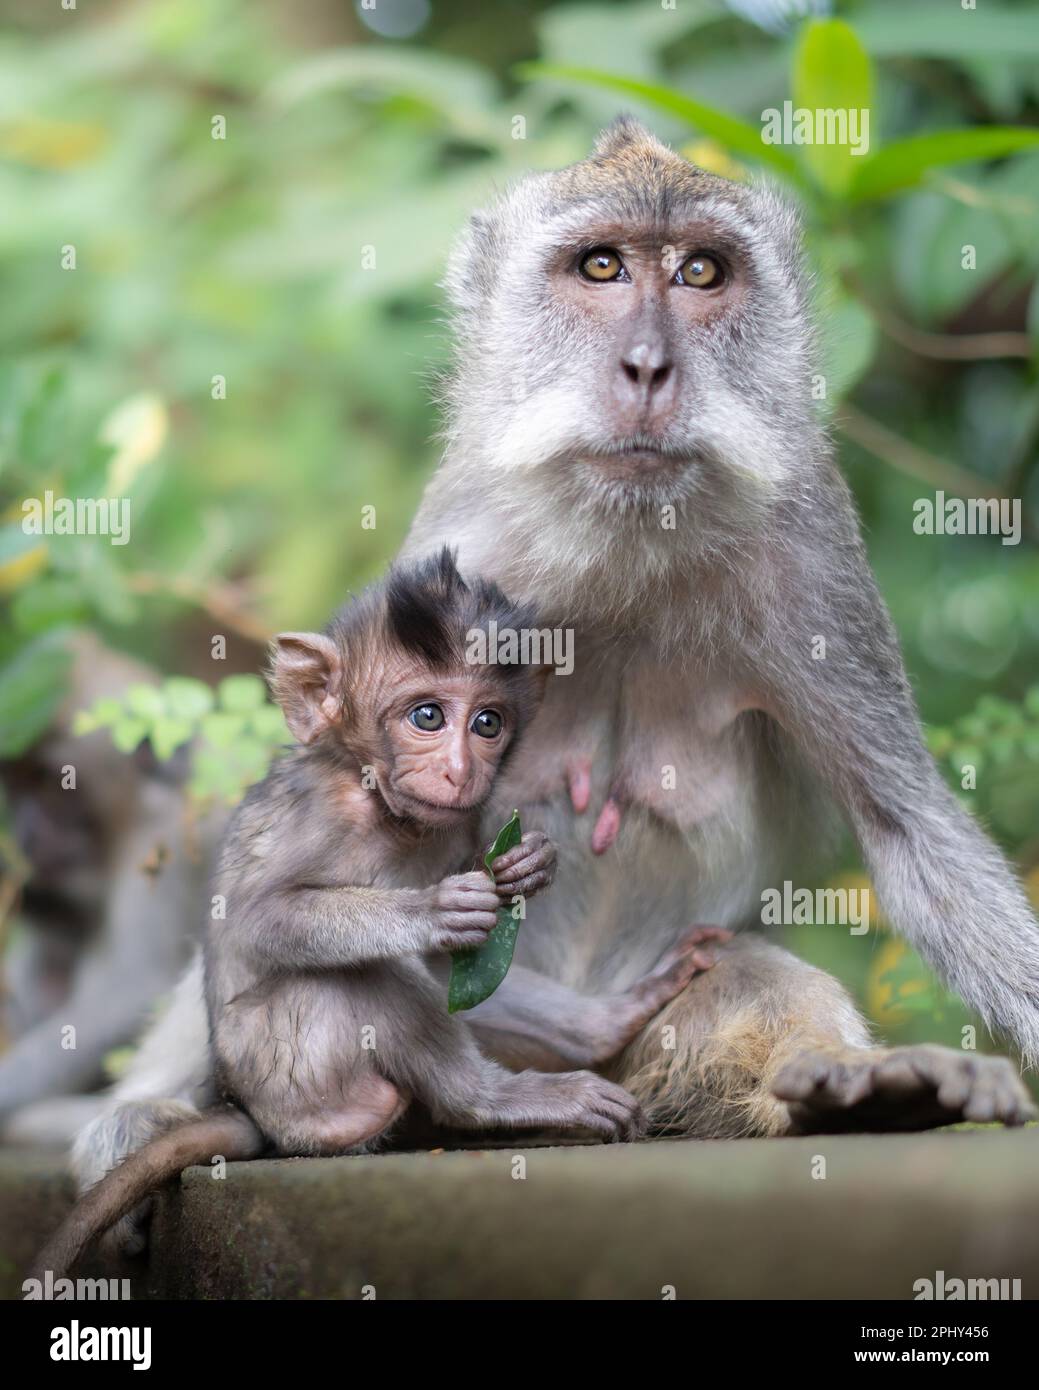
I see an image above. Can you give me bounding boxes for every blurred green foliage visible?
[1,0,1038,1053]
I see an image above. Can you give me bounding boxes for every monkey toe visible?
[776,1045,1033,1133]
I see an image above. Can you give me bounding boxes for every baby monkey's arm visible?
[247,871,501,970]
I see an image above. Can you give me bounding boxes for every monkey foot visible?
[773,1044,1036,1134]
[640,924,734,995]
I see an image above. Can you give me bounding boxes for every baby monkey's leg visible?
[467,926,731,1073]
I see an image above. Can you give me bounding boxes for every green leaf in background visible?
[448,808,523,1014]
[849,127,1039,203]
[163,676,214,720]
[818,291,879,406]
[516,63,803,183]
[218,673,266,712]
[793,19,873,198]
[0,633,72,757]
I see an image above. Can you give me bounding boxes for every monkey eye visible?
[409,703,445,732]
[470,709,503,739]
[579,248,625,282]
[676,253,723,289]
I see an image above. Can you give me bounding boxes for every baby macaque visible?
[32,549,722,1277]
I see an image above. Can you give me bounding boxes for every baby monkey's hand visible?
[427,871,500,952]
[490,830,556,901]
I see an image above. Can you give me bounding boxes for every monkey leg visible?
[466,925,730,1073]
[614,934,1034,1137]
[252,1072,410,1158]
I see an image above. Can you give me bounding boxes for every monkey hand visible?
[490,830,556,901]
[427,871,501,951]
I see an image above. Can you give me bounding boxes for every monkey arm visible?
[759,471,1039,1067]
[245,872,500,970]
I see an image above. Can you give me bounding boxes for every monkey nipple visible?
[591,796,623,855]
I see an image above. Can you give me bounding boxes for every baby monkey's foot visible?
[543,1071,645,1142]
[594,925,734,1064]
[627,925,734,1015]
[774,1044,1036,1133]
[490,830,556,900]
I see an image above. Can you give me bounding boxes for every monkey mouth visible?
[390,791,479,825]
[575,442,693,480]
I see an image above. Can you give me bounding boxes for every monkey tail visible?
[29,1106,264,1282]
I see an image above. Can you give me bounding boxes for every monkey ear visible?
[269,633,343,745]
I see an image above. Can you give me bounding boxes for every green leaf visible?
[819,291,879,405]
[126,683,164,719]
[449,809,523,1013]
[10,578,88,635]
[150,716,194,761]
[201,711,247,747]
[249,702,290,742]
[792,19,873,197]
[849,128,1039,204]
[218,673,266,712]
[515,62,803,184]
[111,717,150,754]
[482,808,523,875]
[162,676,214,721]
[72,695,122,736]
[0,635,72,757]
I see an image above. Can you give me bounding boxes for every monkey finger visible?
[439,887,500,915]
[496,871,550,899]
[440,910,498,932]
[491,836,552,875]
[772,1054,832,1102]
[494,861,553,893]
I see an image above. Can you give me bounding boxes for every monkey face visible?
[374,672,517,825]
[443,119,813,516]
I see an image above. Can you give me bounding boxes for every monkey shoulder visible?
[217,747,387,894]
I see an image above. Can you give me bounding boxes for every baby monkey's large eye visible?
[579,248,624,282]
[677,253,723,288]
[471,709,503,739]
[409,703,445,732]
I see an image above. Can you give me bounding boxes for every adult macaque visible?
[38,551,718,1275]
[0,634,219,1145]
[73,120,1035,1211]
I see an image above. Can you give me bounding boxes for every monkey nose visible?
[620,340,673,396]
[443,759,470,790]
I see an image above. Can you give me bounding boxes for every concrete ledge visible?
[3,1129,1038,1299]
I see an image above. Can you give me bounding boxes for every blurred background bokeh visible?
[2,0,1039,1065]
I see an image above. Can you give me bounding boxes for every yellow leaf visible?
[0,545,47,593]
[682,139,747,183]
[101,394,169,494]
[866,936,914,1025]
[0,118,107,169]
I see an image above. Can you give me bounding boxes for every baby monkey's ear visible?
[270,632,344,745]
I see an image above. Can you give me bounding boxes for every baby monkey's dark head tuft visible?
[384,546,539,680]
[269,549,553,824]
